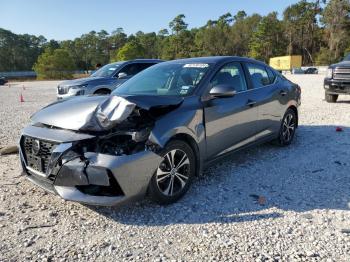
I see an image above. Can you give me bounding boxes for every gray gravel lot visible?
[0,76,349,261]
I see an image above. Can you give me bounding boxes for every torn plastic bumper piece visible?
[19,126,162,206]
[21,149,162,206]
[54,151,162,206]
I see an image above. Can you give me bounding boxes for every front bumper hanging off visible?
[19,125,162,206]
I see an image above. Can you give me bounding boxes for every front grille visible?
[57,85,69,95]
[22,136,57,176]
[334,68,350,80]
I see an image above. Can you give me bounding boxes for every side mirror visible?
[117,72,128,79]
[209,84,237,98]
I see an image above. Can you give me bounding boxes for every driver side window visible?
[211,62,247,92]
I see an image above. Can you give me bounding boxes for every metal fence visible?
[0,71,37,79]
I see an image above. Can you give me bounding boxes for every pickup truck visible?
[324,54,350,103]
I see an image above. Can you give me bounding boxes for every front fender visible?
[148,108,206,176]
[149,108,204,148]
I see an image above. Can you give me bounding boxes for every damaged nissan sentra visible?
[19,56,301,206]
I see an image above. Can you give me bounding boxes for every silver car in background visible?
[57,59,162,99]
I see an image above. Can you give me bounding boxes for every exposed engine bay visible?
[76,95,182,156]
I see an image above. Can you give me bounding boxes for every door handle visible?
[246,100,256,107]
[280,90,287,96]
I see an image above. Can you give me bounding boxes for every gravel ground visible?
[0,76,349,261]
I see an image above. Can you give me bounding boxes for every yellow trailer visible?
[269,55,302,71]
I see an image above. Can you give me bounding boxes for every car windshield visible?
[344,54,350,61]
[112,62,211,97]
[91,63,123,77]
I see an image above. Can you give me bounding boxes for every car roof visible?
[130,59,164,62]
[123,59,164,64]
[163,56,267,66]
[109,56,268,67]
[107,59,163,67]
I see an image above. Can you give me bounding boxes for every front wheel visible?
[277,108,297,146]
[148,140,196,205]
[325,93,338,103]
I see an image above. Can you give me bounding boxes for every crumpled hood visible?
[31,96,107,130]
[31,95,183,131]
[59,76,116,87]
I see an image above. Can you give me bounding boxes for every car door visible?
[204,62,258,159]
[243,63,284,139]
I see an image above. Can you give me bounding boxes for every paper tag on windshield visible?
[180,86,191,95]
[183,63,209,68]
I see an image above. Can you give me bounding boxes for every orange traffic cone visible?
[20,93,24,103]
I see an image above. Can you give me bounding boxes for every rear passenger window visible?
[119,63,155,77]
[138,63,156,71]
[211,62,247,92]
[246,63,272,88]
[119,64,140,76]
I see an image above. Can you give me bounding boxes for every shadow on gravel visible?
[87,125,350,226]
[333,100,350,104]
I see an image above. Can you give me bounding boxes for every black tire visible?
[148,140,196,205]
[94,89,111,95]
[325,93,338,103]
[277,108,297,146]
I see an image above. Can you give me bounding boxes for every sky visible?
[2,0,299,41]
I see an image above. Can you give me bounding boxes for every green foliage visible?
[283,0,324,64]
[345,46,350,57]
[1,0,350,73]
[169,14,188,35]
[195,13,233,56]
[321,0,350,61]
[315,47,336,65]
[249,12,286,62]
[229,13,262,56]
[113,41,145,61]
[33,48,75,79]
[0,28,47,71]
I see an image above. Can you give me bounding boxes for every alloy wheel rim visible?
[156,149,190,196]
[282,113,295,142]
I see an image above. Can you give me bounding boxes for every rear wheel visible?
[277,108,297,146]
[325,93,338,103]
[148,140,195,205]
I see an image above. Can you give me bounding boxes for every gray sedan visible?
[57,59,162,99]
[19,56,301,206]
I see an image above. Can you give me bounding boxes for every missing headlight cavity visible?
[99,135,142,156]
[97,127,156,156]
[69,125,159,159]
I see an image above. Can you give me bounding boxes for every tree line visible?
[0,0,349,79]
